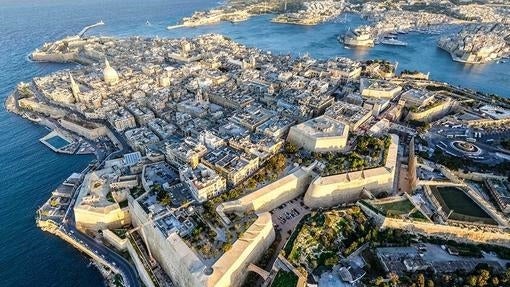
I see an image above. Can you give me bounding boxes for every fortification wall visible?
[220,167,313,214]
[382,217,510,247]
[129,199,208,287]
[59,119,107,140]
[126,241,156,287]
[287,127,348,152]
[75,206,130,231]
[18,98,66,118]
[102,229,128,251]
[407,98,456,122]
[31,52,78,63]
[304,172,394,208]
[304,134,399,209]
[209,213,275,287]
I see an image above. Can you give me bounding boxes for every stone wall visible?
[30,51,78,63]
[59,118,107,140]
[130,198,276,287]
[102,229,127,251]
[74,205,130,231]
[129,198,208,287]
[126,241,156,287]
[219,166,313,216]
[209,213,275,287]
[406,98,456,123]
[381,217,510,247]
[304,134,399,208]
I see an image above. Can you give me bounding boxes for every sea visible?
[0,0,508,286]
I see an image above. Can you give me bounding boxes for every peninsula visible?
[6,28,510,287]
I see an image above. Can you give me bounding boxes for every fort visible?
[304,134,399,208]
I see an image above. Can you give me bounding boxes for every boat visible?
[380,35,408,46]
[342,26,375,47]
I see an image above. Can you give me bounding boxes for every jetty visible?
[77,21,104,38]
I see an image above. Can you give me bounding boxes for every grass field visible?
[271,270,298,287]
[374,199,415,215]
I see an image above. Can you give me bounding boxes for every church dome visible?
[103,58,119,85]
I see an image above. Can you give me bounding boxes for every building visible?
[327,57,362,80]
[255,115,295,139]
[180,164,226,203]
[485,179,510,214]
[304,134,399,208]
[230,105,273,132]
[202,146,259,186]
[108,108,136,132]
[124,127,160,153]
[400,89,435,108]
[127,102,156,126]
[360,78,402,99]
[363,97,390,116]
[228,133,283,161]
[338,261,366,284]
[74,160,131,231]
[103,58,119,85]
[479,105,510,120]
[147,118,176,140]
[324,101,372,131]
[287,115,349,153]
[164,137,207,168]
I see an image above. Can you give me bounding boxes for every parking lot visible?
[270,197,310,253]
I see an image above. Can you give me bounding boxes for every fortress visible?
[217,165,314,223]
[304,134,399,208]
[129,196,275,287]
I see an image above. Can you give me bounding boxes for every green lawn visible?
[271,270,298,287]
[374,199,415,215]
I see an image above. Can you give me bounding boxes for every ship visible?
[341,26,375,47]
[380,35,408,46]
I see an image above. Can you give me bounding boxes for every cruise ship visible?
[341,26,375,47]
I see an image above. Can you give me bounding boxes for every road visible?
[57,152,140,287]
[61,221,140,287]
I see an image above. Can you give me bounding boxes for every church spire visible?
[69,73,80,103]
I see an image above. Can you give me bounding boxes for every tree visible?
[416,273,425,287]
[389,272,399,286]
[466,275,478,287]
[160,194,172,206]
[375,276,385,286]
[491,276,499,286]
[284,142,298,154]
[477,269,490,286]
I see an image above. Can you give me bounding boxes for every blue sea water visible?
[0,0,508,286]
